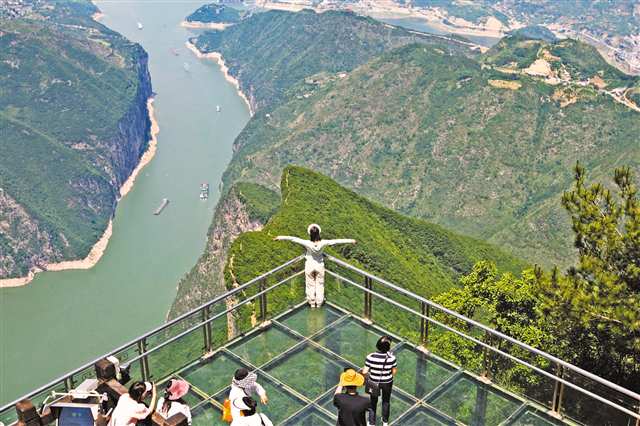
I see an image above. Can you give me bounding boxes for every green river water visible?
[0,1,250,404]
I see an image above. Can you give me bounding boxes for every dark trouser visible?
[369,381,393,424]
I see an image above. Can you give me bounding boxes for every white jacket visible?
[231,413,273,426]
[275,237,355,270]
[156,398,192,425]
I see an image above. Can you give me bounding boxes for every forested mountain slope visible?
[0,1,152,279]
[192,9,477,111]
[220,35,640,266]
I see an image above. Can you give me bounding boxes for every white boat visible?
[137,22,143,30]
[216,105,221,112]
[183,62,190,72]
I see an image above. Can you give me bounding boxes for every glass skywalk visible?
[2,255,638,426]
[159,303,564,426]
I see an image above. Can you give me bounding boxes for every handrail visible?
[326,254,640,404]
[0,256,304,413]
[3,253,639,423]
[326,269,640,420]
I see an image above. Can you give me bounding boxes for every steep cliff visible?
[168,183,280,319]
[0,0,153,280]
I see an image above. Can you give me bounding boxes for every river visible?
[0,1,250,405]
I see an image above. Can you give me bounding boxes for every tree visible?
[537,163,640,390]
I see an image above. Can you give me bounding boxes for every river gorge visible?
[0,1,250,404]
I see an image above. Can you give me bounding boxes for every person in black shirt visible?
[333,369,371,426]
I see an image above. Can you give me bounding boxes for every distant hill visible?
[185,4,241,24]
[219,37,639,266]
[170,167,525,318]
[191,9,477,111]
[0,1,152,280]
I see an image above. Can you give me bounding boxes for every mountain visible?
[219,35,639,266]
[0,0,152,280]
[185,4,242,24]
[170,167,526,318]
[191,9,478,111]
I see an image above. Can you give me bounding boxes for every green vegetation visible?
[219,39,639,266]
[225,166,525,302]
[192,9,475,110]
[185,4,241,24]
[168,183,280,319]
[0,0,150,278]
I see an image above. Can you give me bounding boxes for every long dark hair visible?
[129,382,147,402]
[241,397,257,417]
[161,384,172,415]
[309,226,321,242]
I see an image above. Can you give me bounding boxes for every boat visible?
[154,198,169,215]
[171,48,180,56]
[216,105,221,112]
[137,22,143,30]
[199,183,209,200]
[183,62,190,72]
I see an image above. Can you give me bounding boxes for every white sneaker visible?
[383,423,389,426]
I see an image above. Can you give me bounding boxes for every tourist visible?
[230,397,273,426]
[333,368,370,426]
[363,336,397,426]
[229,368,268,420]
[274,224,356,307]
[156,379,192,425]
[108,381,157,426]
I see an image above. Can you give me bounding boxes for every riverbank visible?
[185,41,254,116]
[180,21,233,30]
[0,98,159,289]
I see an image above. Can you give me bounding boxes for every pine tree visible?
[538,163,640,389]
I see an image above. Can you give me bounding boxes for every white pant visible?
[305,265,325,306]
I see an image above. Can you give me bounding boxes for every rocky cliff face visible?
[0,6,153,280]
[168,187,266,321]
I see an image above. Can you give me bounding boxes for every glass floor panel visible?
[141,304,572,425]
[428,376,521,425]
[393,346,458,399]
[279,305,344,337]
[318,387,415,424]
[508,409,565,426]
[314,317,397,365]
[264,344,350,400]
[281,406,335,425]
[191,403,223,426]
[228,326,301,367]
[180,352,248,396]
[398,407,453,425]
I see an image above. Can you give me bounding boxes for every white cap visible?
[144,382,153,392]
[307,223,321,235]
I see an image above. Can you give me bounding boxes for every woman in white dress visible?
[275,224,356,307]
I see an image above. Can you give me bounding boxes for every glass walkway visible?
[1,255,639,426]
[169,303,564,426]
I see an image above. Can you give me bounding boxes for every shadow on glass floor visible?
[164,303,568,425]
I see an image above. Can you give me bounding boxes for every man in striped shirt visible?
[363,336,397,426]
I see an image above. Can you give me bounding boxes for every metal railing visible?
[2,254,639,426]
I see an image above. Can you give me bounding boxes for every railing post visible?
[420,302,430,348]
[260,278,267,322]
[481,332,492,382]
[636,405,640,426]
[363,276,373,319]
[64,376,74,392]
[202,305,212,353]
[551,364,565,416]
[137,339,150,381]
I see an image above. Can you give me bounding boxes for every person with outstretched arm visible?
[274,224,356,307]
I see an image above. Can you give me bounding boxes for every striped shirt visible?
[365,351,397,383]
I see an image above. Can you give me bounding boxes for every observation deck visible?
[2,256,639,426]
